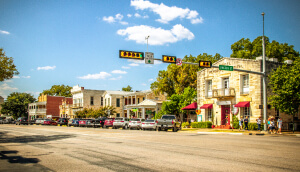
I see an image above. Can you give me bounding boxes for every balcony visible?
[28,109,46,114]
[72,103,83,109]
[212,88,235,98]
[240,87,249,95]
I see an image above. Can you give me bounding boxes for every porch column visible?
[127,109,130,118]
[135,95,137,105]
[131,96,133,105]
[142,107,145,119]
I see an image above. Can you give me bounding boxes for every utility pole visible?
[262,12,267,131]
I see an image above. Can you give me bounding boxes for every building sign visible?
[219,65,233,71]
[217,101,231,105]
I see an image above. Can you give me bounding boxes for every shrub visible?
[232,115,239,129]
[182,122,190,128]
[190,122,212,128]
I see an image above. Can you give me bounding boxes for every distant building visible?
[197,57,296,129]
[28,94,72,119]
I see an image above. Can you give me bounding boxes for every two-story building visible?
[197,57,294,128]
[28,94,72,119]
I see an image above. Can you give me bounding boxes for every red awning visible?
[234,101,250,107]
[181,102,197,110]
[200,104,213,109]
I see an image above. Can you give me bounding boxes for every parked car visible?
[57,118,69,126]
[2,118,15,124]
[43,119,57,125]
[15,117,28,125]
[35,118,46,125]
[129,118,145,130]
[103,118,115,128]
[94,117,107,128]
[156,115,181,132]
[141,119,157,130]
[113,117,130,129]
[79,119,94,127]
[68,118,81,127]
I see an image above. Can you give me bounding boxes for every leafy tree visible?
[40,84,72,97]
[75,106,117,118]
[122,85,133,92]
[151,53,222,97]
[231,36,299,62]
[0,48,19,81]
[0,92,36,119]
[269,58,300,132]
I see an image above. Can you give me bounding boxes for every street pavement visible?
[0,124,300,172]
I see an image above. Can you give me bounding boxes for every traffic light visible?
[119,50,144,60]
[199,61,212,68]
[162,55,176,63]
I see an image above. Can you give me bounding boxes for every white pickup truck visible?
[156,115,181,132]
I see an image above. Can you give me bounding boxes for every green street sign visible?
[219,65,233,71]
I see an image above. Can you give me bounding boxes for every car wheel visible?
[124,125,128,130]
[172,127,177,132]
[143,128,145,131]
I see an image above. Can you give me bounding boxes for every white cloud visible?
[22,76,31,79]
[129,63,139,66]
[127,14,132,18]
[13,76,20,79]
[103,13,128,25]
[128,59,144,64]
[110,76,122,80]
[141,83,147,86]
[130,0,204,24]
[134,13,141,18]
[191,17,204,24]
[78,72,111,80]
[37,66,56,70]
[0,83,18,91]
[0,83,18,99]
[148,78,154,82]
[111,70,127,74]
[0,30,10,35]
[122,66,130,69]
[13,75,31,79]
[117,24,194,45]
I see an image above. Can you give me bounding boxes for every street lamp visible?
[261,12,267,131]
[145,35,150,52]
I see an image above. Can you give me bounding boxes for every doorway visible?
[221,105,230,125]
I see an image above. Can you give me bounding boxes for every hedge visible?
[190,122,212,128]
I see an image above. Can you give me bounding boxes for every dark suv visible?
[57,118,69,126]
[15,117,28,125]
[94,117,107,128]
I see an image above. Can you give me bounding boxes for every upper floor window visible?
[90,97,94,106]
[206,80,212,98]
[116,98,120,107]
[138,98,140,104]
[241,74,249,94]
[101,97,103,106]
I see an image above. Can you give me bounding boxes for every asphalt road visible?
[0,124,300,172]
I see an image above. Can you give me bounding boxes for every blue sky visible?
[0,0,300,99]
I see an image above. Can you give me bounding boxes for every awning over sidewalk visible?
[234,101,250,107]
[181,102,197,110]
[200,104,213,109]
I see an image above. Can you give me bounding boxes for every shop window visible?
[116,98,120,107]
[243,107,250,120]
[90,96,94,106]
[117,113,120,117]
[207,109,212,122]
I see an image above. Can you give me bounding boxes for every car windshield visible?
[131,119,141,121]
[114,118,123,121]
[145,120,155,122]
[162,116,176,120]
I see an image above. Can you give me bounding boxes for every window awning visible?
[200,104,213,109]
[181,102,197,110]
[234,101,250,107]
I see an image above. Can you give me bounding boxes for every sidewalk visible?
[179,128,300,136]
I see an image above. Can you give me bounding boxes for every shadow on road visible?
[0,132,76,143]
[0,150,40,164]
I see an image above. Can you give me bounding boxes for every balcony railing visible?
[212,88,235,98]
[72,103,83,108]
[240,87,249,95]
[28,109,46,113]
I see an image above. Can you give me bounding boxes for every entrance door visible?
[221,105,230,125]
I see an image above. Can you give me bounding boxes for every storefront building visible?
[197,57,294,128]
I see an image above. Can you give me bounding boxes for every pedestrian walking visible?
[270,118,276,134]
[244,116,249,131]
[277,117,283,134]
[256,116,262,131]
[239,116,243,131]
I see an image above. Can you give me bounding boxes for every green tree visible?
[151,53,222,97]
[0,92,36,119]
[122,85,133,92]
[40,84,72,97]
[0,48,19,81]
[269,58,300,132]
[231,36,299,62]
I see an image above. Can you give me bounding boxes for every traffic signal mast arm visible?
[153,58,265,76]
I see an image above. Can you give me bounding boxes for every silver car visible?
[141,119,157,130]
[129,118,145,130]
[113,117,130,129]
[35,118,46,125]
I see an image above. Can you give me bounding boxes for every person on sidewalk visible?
[256,116,262,131]
[270,118,276,134]
[277,117,282,134]
[239,116,243,131]
[244,116,249,131]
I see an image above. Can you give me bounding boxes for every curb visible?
[197,132,242,135]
